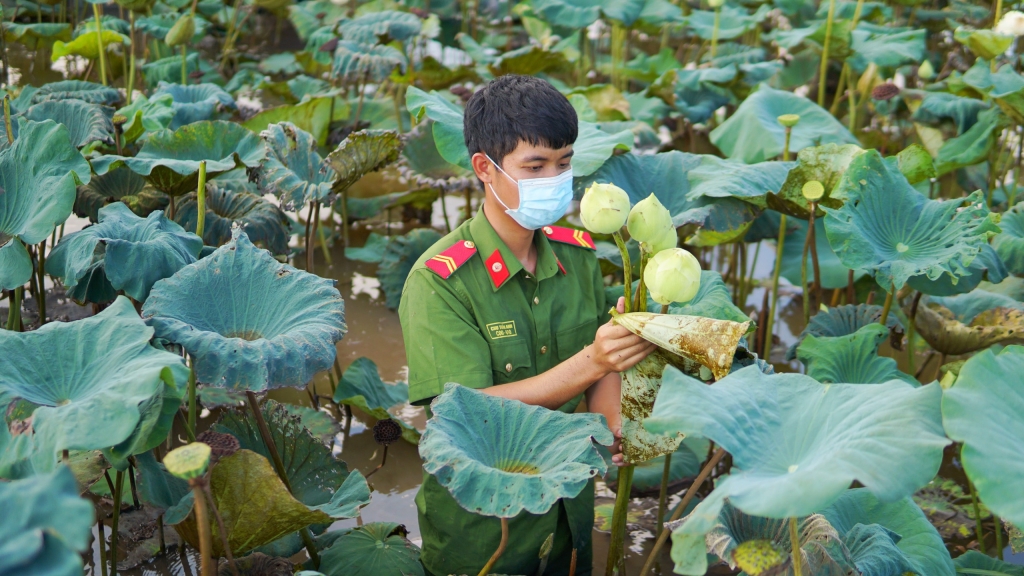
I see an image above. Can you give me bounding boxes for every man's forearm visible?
[585,371,622,431]
[479,344,610,409]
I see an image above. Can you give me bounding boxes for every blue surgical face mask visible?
[486,154,573,230]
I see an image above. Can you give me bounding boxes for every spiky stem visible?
[613,231,632,312]
[478,517,509,576]
[111,470,125,575]
[195,161,207,238]
[763,214,787,359]
[655,452,672,539]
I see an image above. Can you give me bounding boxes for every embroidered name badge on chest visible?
[486,321,517,339]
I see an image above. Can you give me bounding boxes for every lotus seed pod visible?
[871,82,900,101]
[164,442,211,481]
[707,0,725,7]
[580,182,631,234]
[802,180,824,201]
[626,193,673,243]
[165,14,195,48]
[645,225,678,255]
[918,59,935,80]
[777,114,800,128]
[195,430,240,461]
[733,540,786,575]
[112,114,128,127]
[372,418,403,446]
[643,247,701,305]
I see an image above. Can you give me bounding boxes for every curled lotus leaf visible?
[338,10,421,44]
[0,297,188,473]
[379,227,443,309]
[612,312,750,380]
[770,143,866,218]
[786,304,903,361]
[332,41,407,83]
[74,165,168,222]
[419,383,613,518]
[796,323,917,385]
[47,202,203,303]
[15,80,120,107]
[90,120,266,197]
[905,244,1008,297]
[152,83,236,129]
[174,186,290,255]
[651,365,948,575]
[824,150,999,292]
[22,98,114,149]
[116,93,175,143]
[0,466,94,576]
[908,296,1024,356]
[318,522,424,576]
[325,129,403,193]
[142,230,346,391]
[953,551,1024,576]
[942,346,1024,528]
[994,203,1024,275]
[257,122,336,210]
[333,357,418,444]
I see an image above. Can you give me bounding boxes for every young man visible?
[398,75,655,575]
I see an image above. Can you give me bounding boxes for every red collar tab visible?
[425,240,477,279]
[555,255,567,275]
[485,249,511,288]
[542,225,595,250]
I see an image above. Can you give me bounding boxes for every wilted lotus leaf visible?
[379,227,442,309]
[318,522,424,576]
[325,129,403,193]
[420,383,613,518]
[994,203,1024,275]
[654,271,750,327]
[786,304,903,361]
[51,29,127,62]
[824,150,999,292]
[16,80,120,107]
[0,297,188,472]
[143,230,345,390]
[91,120,266,197]
[47,202,203,303]
[770,143,865,218]
[75,165,168,222]
[0,466,94,576]
[909,296,1024,356]
[332,41,407,83]
[620,351,685,463]
[174,186,290,255]
[943,346,1024,527]
[152,82,235,129]
[0,119,90,290]
[796,323,916,385]
[953,551,1024,576]
[23,99,114,149]
[257,122,336,209]
[338,10,421,44]
[175,449,370,556]
[334,357,418,444]
[612,312,749,380]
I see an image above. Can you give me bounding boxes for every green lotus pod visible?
[644,248,702,306]
[626,193,673,243]
[164,442,211,480]
[580,182,630,234]
[777,113,800,128]
[164,14,194,48]
[918,59,935,80]
[612,312,749,380]
[802,180,824,201]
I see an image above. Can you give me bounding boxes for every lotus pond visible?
[2,0,1024,574]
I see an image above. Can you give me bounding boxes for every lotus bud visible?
[707,0,725,7]
[777,114,800,128]
[644,225,677,255]
[580,182,630,234]
[164,442,211,481]
[644,247,701,305]
[995,10,1024,37]
[165,14,195,48]
[802,180,824,201]
[918,59,935,80]
[626,193,673,243]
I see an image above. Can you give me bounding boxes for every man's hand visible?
[589,297,656,376]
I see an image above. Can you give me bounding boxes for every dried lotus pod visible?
[195,430,240,461]
[871,82,900,101]
[372,418,403,446]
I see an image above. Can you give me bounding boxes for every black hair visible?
[463,75,578,167]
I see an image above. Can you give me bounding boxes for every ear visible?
[471,152,495,183]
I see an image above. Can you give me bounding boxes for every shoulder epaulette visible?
[542,225,595,250]
[424,239,477,279]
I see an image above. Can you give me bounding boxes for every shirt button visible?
[533,296,540,305]
[505,363,512,373]
[540,345,548,354]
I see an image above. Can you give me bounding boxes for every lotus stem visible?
[710,6,721,60]
[310,201,322,271]
[846,268,856,305]
[908,291,922,376]
[801,221,812,324]
[967,472,987,555]
[365,445,388,479]
[195,161,207,239]
[808,207,822,308]
[157,515,166,556]
[180,45,187,85]
[0,6,7,88]
[655,453,672,539]
[640,447,727,575]
[634,250,649,312]
[605,464,635,575]
[879,289,893,327]
[3,95,13,143]
[829,63,849,115]
[744,241,760,305]
[36,240,46,325]
[995,0,1004,26]
[219,0,245,72]
[611,21,624,90]
[438,188,451,233]
[783,126,793,161]
[817,0,837,107]
[126,12,135,105]
[613,231,632,312]
[995,514,1004,560]
[187,361,197,442]
[353,70,369,128]
[763,214,786,360]
[92,2,107,86]
[569,549,577,576]
[790,516,802,576]
[127,458,140,508]
[203,484,239,576]
[98,518,108,576]
[5,286,21,331]
[189,481,214,576]
[111,470,125,575]
[478,517,509,576]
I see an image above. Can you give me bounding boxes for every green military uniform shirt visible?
[398,209,611,576]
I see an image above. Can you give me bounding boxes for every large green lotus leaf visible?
[771,143,866,217]
[911,92,989,134]
[994,203,1024,275]
[568,120,634,177]
[887,143,937,186]
[256,122,336,209]
[333,357,419,443]
[47,202,202,303]
[151,83,235,129]
[3,22,71,49]
[935,107,1010,176]
[0,297,188,472]
[22,98,112,150]
[91,120,266,197]
[931,288,1024,323]
[140,53,200,90]
[143,230,345,390]
[942,346,1024,527]
[684,155,793,208]
[319,522,423,576]
[0,466,94,576]
[0,119,91,289]
[822,489,955,576]
[15,80,119,108]
[954,27,1015,61]
[117,93,174,144]
[51,29,126,63]
[420,383,612,518]
[332,41,407,83]
[910,297,1024,356]
[288,0,345,40]
[781,217,868,291]
[672,67,735,124]
[905,244,1008,297]
[847,27,925,73]
[796,323,917,385]
[666,270,752,326]
[74,165,168,222]
[338,10,421,44]
[686,4,771,40]
[710,84,858,163]
[531,0,645,27]
[953,551,1024,576]
[325,129,403,194]
[405,87,470,171]
[400,123,472,181]
[824,150,999,292]
[379,227,443,309]
[785,303,903,361]
[243,97,336,147]
[174,187,290,255]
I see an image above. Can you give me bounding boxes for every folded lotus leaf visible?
[953,551,1024,576]
[684,155,793,208]
[325,129,403,194]
[116,93,174,143]
[420,383,613,518]
[796,323,917,385]
[143,230,346,390]
[824,150,999,293]
[0,466,94,576]
[994,203,1024,275]
[620,351,685,463]
[935,107,1010,176]
[151,82,235,129]
[75,165,168,222]
[257,122,336,209]
[0,118,91,290]
[909,297,1024,356]
[612,312,750,380]
[770,143,866,217]
[0,297,188,473]
[174,186,290,255]
[338,10,421,44]
[379,227,442,309]
[931,288,1024,323]
[91,120,266,196]
[47,202,203,303]
[781,218,869,292]
[333,357,418,444]
[786,303,903,361]
[318,522,424,576]
[23,98,114,149]
[822,489,954,576]
[906,244,1007,297]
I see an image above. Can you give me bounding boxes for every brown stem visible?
[477,517,509,576]
[202,483,238,576]
[364,445,388,479]
[846,269,855,305]
[190,483,214,576]
[808,209,822,306]
[655,452,673,539]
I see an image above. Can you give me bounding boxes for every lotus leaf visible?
[781,218,868,290]
[334,357,419,443]
[91,120,266,197]
[141,53,200,89]
[143,230,346,390]
[672,66,735,123]
[905,244,1008,297]
[954,27,1015,61]
[710,84,859,163]
[684,155,793,208]
[325,129,403,193]
[531,0,646,28]
[0,466,93,576]
[0,297,188,472]
[16,81,119,107]
[911,92,989,133]
[824,150,999,292]
[910,296,1024,356]
[405,87,470,170]
[288,0,345,40]
[3,22,72,48]
[796,323,917,385]
[244,97,337,147]
[569,121,634,177]
[74,165,168,222]
[174,187,290,255]
[152,82,235,129]
[847,27,925,73]
[22,98,114,149]
[338,10,421,44]
[135,13,209,46]
[0,119,91,290]
[318,522,424,576]
[994,203,1024,275]
[612,312,750,380]
[772,143,865,216]
[935,107,1010,176]
[400,124,471,181]
[686,5,771,40]
[822,489,955,576]
[487,45,569,77]
[415,56,480,91]
[953,551,1024,576]
[379,227,443,309]
[135,451,190,512]
[332,41,406,83]
[785,303,903,361]
[257,122,336,209]
[117,93,175,143]
[51,30,127,62]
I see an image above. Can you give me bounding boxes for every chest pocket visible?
[489,338,533,384]
[556,318,598,361]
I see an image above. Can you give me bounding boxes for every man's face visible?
[472,141,573,210]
